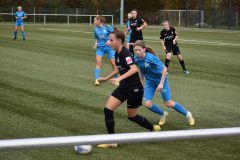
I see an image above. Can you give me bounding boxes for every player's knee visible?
[144,101,152,108]
[165,101,174,107]
[96,61,102,67]
[167,55,171,59]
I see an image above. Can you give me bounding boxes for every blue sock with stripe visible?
[114,74,119,78]
[14,31,17,38]
[95,68,101,79]
[148,104,164,116]
[22,31,25,39]
[173,102,187,116]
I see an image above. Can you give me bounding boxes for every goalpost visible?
[0,13,114,26]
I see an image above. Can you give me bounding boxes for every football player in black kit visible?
[126,9,148,55]
[160,20,189,74]
[97,30,160,148]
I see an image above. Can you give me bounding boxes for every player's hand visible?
[16,17,18,19]
[98,77,107,82]
[163,46,166,51]
[136,27,142,31]
[21,17,24,20]
[105,41,111,46]
[173,39,176,45]
[110,78,120,85]
[156,84,163,92]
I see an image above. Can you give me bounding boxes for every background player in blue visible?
[93,16,118,86]
[160,20,189,74]
[134,40,195,126]
[124,12,132,49]
[14,6,26,40]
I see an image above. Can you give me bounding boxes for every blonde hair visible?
[95,15,106,25]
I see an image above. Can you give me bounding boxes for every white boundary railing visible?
[0,13,114,26]
[0,127,239,150]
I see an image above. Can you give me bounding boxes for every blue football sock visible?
[95,68,101,79]
[22,31,25,39]
[148,104,164,116]
[14,31,17,38]
[173,102,187,116]
[114,74,119,78]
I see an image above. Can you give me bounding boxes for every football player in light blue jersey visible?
[93,16,118,86]
[124,12,132,49]
[134,40,195,126]
[14,6,26,40]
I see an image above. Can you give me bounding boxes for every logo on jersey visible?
[125,57,133,65]
[134,89,139,92]
[144,62,150,67]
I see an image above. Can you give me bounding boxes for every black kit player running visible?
[128,9,147,54]
[160,20,189,74]
[112,47,144,108]
[97,30,160,148]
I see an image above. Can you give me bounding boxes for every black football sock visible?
[165,59,170,68]
[104,107,115,134]
[128,114,154,131]
[179,60,187,70]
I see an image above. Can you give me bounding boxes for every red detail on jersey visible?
[126,57,133,65]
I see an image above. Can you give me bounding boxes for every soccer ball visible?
[74,145,92,155]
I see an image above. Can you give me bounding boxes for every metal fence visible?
[0,5,239,30]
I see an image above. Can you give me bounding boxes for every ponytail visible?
[146,47,158,56]
[134,40,158,56]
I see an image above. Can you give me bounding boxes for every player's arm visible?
[93,39,98,49]
[22,12,27,19]
[140,72,145,85]
[140,21,148,30]
[93,30,98,49]
[110,64,138,85]
[99,67,119,82]
[124,27,131,35]
[160,32,166,51]
[173,29,178,45]
[156,66,167,92]
[161,39,166,51]
[137,19,148,31]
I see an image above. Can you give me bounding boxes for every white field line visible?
[38,27,92,34]
[38,28,240,47]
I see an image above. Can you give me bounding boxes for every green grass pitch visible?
[0,23,239,160]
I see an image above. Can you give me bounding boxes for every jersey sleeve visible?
[152,56,164,73]
[107,25,114,33]
[123,50,135,67]
[172,27,177,36]
[139,18,144,26]
[160,31,164,39]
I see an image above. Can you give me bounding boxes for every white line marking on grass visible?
[38,28,240,47]
[38,28,92,34]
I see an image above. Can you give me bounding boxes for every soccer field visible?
[0,23,239,160]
